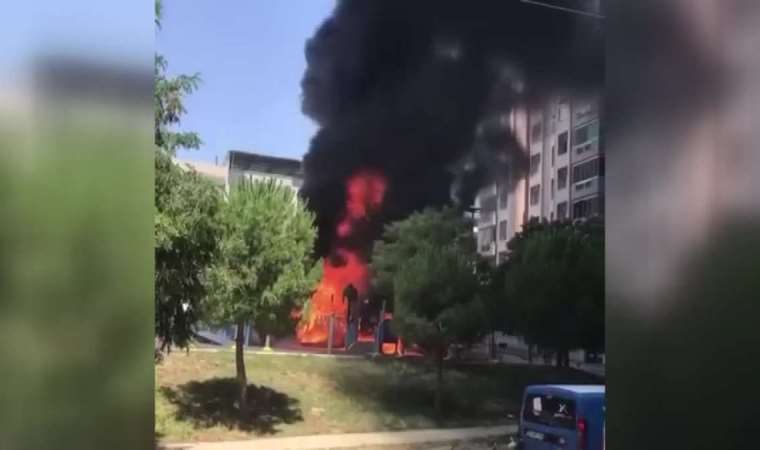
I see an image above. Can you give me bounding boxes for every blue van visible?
[517,385,605,450]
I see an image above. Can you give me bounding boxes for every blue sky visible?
[158,0,335,164]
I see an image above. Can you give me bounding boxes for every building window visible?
[530,185,541,206]
[481,194,497,213]
[530,153,541,175]
[557,131,568,155]
[499,220,508,241]
[573,157,604,183]
[479,226,495,252]
[576,142,594,156]
[573,121,600,146]
[572,196,604,219]
[551,179,555,199]
[498,183,509,208]
[557,201,568,220]
[531,121,542,142]
[551,146,555,166]
[557,167,568,189]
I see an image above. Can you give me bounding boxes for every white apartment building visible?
[176,150,303,196]
[475,94,603,264]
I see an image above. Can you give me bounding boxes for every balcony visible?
[573,176,604,197]
[573,139,599,160]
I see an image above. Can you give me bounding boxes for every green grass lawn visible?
[155,350,602,443]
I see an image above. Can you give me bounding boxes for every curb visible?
[159,425,518,450]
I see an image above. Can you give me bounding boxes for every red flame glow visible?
[296,171,387,346]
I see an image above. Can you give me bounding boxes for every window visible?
[479,226,495,252]
[557,201,568,220]
[573,157,604,183]
[551,146,555,166]
[530,154,541,175]
[557,167,568,189]
[498,183,509,208]
[499,220,508,240]
[481,194,497,213]
[479,194,498,225]
[573,121,600,146]
[573,196,604,218]
[557,132,568,155]
[530,185,541,205]
[551,179,555,199]
[522,394,577,429]
[531,121,542,142]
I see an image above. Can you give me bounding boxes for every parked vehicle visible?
[517,385,605,450]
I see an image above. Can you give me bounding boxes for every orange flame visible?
[297,171,387,346]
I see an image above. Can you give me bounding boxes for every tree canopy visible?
[203,179,320,335]
[501,218,605,362]
[154,152,221,351]
[371,207,477,309]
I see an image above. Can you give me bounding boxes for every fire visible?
[297,171,387,346]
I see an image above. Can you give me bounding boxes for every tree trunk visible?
[434,347,445,417]
[235,320,249,418]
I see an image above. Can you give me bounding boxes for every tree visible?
[501,218,604,366]
[204,179,320,417]
[372,207,476,306]
[155,0,202,154]
[371,207,487,415]
[154,0,219,355]
[155,153,221,353]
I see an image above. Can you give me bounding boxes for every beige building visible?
[176,150,303,195]
[474,94,604,264]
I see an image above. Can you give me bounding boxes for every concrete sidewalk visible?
[159,425,517,450]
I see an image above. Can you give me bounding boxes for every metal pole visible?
[375,300,386,355]
[327,314,335,355]
[264,334,272,352]
[491,184,499,359]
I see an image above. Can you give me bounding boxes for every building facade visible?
[472,95,604,367]
[475,94,603,264]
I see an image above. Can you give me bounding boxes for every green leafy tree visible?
[372,207,475,305]
[204,179,320,417]
[154,0,219,355]
[155,0,201,154]
[502,218,604,366]
[371,207,487,415]
[155,152,221,353]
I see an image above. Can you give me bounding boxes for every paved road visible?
[159,425,518,450]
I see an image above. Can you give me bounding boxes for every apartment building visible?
[176,150,303,194]
[475,94,603,263]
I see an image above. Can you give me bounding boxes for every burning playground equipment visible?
[296,171,387,347]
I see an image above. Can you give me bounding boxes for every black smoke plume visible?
[300,0,604,257]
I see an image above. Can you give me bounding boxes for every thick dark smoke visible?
[300,0,604,257]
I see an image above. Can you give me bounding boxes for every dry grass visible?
[155,350,601,443]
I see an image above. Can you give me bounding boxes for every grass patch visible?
[156,350,601,442]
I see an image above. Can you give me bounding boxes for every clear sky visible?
[158,0,335,164]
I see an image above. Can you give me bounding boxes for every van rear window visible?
[522,394,576,429]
